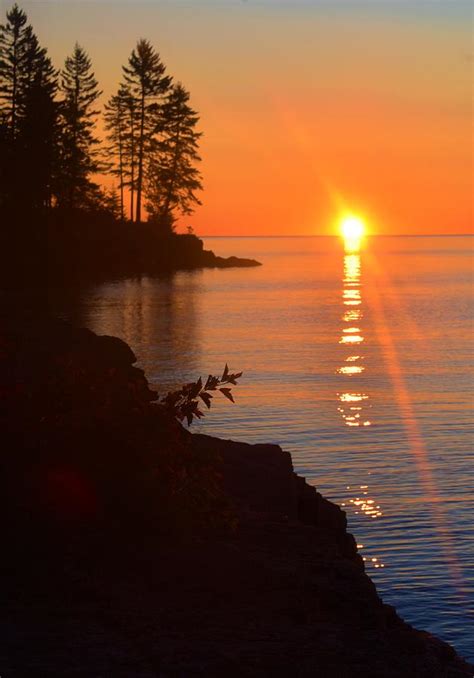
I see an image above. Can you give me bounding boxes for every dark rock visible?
[93,334,137,366]
[212,254,262,268]
[200,249,262,268]
[192,434,296,518]
[1,319,472,678]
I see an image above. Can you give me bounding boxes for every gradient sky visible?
[11,0,473,235]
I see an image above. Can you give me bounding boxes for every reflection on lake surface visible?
[337,247,372,429]
[61,272,203,389]
[52,236,474,661]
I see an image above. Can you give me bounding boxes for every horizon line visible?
[197,233,474,238]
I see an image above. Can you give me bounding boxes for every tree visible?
[122,38,171,223]
[0,114,8,209]
[0,3,28,142]
[104,87,127,221]
[104,84,139,222]
[146,84,203,231]
[97,186,122,219]
[56,43,102,210]
[0,4,57,210]
[18,30,57,209]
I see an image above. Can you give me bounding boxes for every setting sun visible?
[340,215,366,240]
[340,215,366,252]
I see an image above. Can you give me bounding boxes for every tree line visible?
[0,4,203,232]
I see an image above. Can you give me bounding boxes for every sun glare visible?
[341,215,365,240]
[340,214,366,252]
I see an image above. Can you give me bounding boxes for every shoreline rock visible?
[1,317,472,676]
[0,211,261,286]
[201,250,261,268]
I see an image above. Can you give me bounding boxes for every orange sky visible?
[19,1,473,235]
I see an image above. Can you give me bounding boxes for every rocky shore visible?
[1,318,472,677]
[1,211,261,287]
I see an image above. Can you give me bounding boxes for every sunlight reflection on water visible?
[55,235,474,661]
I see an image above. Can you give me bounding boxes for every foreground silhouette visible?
[1,317,472,677]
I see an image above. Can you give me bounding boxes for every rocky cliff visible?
[1,318,471,677]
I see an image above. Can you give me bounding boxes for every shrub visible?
[160,364,242,426]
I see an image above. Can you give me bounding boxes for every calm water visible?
[55,236,473,661]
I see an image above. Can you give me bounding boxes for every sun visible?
[340,215,366,240]
[339,215,366,251]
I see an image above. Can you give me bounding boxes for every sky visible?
[8,0,473,235]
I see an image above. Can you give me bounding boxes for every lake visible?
[55,235,473,661]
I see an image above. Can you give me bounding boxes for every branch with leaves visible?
[160,364,242,426]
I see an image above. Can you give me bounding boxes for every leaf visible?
[199,392,213,408]
[190,376,203,399]
[205,375,218,391]
[219,388,234,403]
[158,364,241,424]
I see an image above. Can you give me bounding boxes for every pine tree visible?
[125,91,138,222]
[122,39,171,223]
[56,43,102,210]
[104,88,127,220]
[99,186,121,219]
[104,84,139,221]
[0,112,9,210]
[18,30,58,209]
[0,3,28,142]
[146,84,203,232]
[0,4,57,209]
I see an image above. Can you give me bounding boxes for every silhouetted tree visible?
[104,84,140,221]
[0,115,8,208]
[19,33,57,209]
[98,186,121,219]
[104,88,127,220]
[56,43,102,210]
[122,39,171,222]
[0,4,28,142]
[0,4,57,210]
[124,90,139,222]
[146,84,202,232]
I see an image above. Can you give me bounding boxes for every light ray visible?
[365,256,466,595]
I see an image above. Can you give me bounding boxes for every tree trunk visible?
[129,107,135,222]
[118,120,124,221]
[136,90,145,223]
[11,33,18,140]
[162,125,181,223]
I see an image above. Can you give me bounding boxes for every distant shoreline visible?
[0,210,261,287]
[201,233,474,238]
